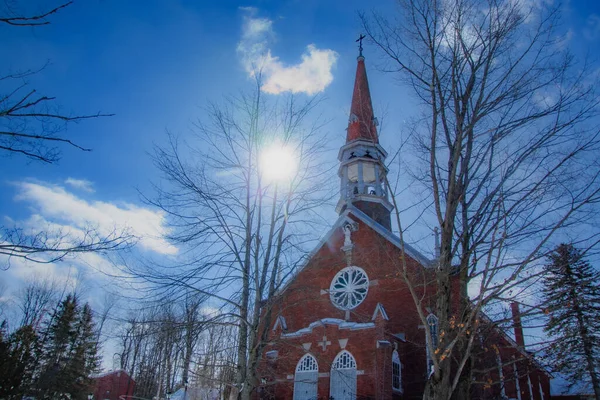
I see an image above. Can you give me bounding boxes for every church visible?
[257,49,552,400]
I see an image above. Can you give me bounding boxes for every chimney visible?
[434,227,440,259]
[511,302,525,348]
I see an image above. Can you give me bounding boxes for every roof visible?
[478,312,552,377]
[346,56,378,143]
[90,369,133,380]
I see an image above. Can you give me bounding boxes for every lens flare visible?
[260,143,297,183]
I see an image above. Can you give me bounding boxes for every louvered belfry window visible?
[293,354,318,400]
[330,350,357,400]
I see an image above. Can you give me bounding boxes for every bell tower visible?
[336,44,393,230]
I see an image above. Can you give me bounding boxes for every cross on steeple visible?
[356,34,366,57]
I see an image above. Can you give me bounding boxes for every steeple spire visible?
[346,41,378,144]
[336,45,393,230]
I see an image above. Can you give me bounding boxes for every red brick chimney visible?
[511,302,525,348]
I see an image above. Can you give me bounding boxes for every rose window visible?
[329,266,369,310]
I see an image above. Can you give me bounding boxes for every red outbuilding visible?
[91,369,135,400]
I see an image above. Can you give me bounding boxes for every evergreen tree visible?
[543,243,600,398]
[1,325,40,399]
[0,320,12,397]
[36,294,100,400]
[0,321,40,399]
[68,303,100,400]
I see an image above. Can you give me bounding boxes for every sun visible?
[259,143,298,183]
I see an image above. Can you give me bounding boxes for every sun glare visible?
[260,143,298,183]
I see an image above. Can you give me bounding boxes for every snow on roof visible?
[90,369,132,380]
[170,387,219,400]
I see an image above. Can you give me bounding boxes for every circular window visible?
[329,266,369,310]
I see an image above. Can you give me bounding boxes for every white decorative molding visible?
[357,370,365,375]
[369,279,379,286]
[272,315,287,331]
[286,374,294,380]
[371,303,389,321]
[342,222,354,247]
[340,219,358,265]
[318,336,332,351]
[393,333,406,342]
[265,350,278,359]
[377,340,391,348]
[338,338,348,349]
[320,289,328,295]
[318,373,330,378]
[281,318,376,338]
[302,343,312,351]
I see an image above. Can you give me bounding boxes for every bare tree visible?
[0,225,134,270]
[362,0,600,398]
[181,292,207,388]
[0,2,132,268]
[0,2,72,27]
[0,1,113,163]
[132,76,333,399]
[16,275,59,329]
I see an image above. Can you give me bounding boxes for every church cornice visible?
[281,318,376,339]
[337,140,388,161]
[335,195,394,214]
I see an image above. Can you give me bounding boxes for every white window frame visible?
[426,314,439,376]
[330,350,357,400]
[293,354,318,400]
[329,266,369,310]
[392,350,402,393]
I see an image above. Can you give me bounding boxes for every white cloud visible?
[65,177,95,193]
[2,253,79,289]
[237,9,338,95]
[584,14,600,41]
[13,181,177,255]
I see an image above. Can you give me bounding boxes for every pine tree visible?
[37,294,79,399]
[0,320,12,397]
[36,295,100,400]
[69,303,100,400]
[0,321,40,399]
[543,243,600,398]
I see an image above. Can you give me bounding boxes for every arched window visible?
[330,350,357,400]
[392,350,402,392]
[426,314,439,375]
[294,354,318,400]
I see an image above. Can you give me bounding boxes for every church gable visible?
[273,207,432,336]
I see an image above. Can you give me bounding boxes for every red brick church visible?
[257,50,551,400]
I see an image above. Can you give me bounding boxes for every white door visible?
[294,354,318,400]
[329,351,357,400]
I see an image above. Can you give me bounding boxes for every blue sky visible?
[0,0,415,285]
[1,0,600,388]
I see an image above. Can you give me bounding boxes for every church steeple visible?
[336,44,393,230]
[346,52,378,143]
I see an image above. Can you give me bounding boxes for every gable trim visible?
[273,315,287,331]
[281,318,376,338]
[371,303,389,321]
